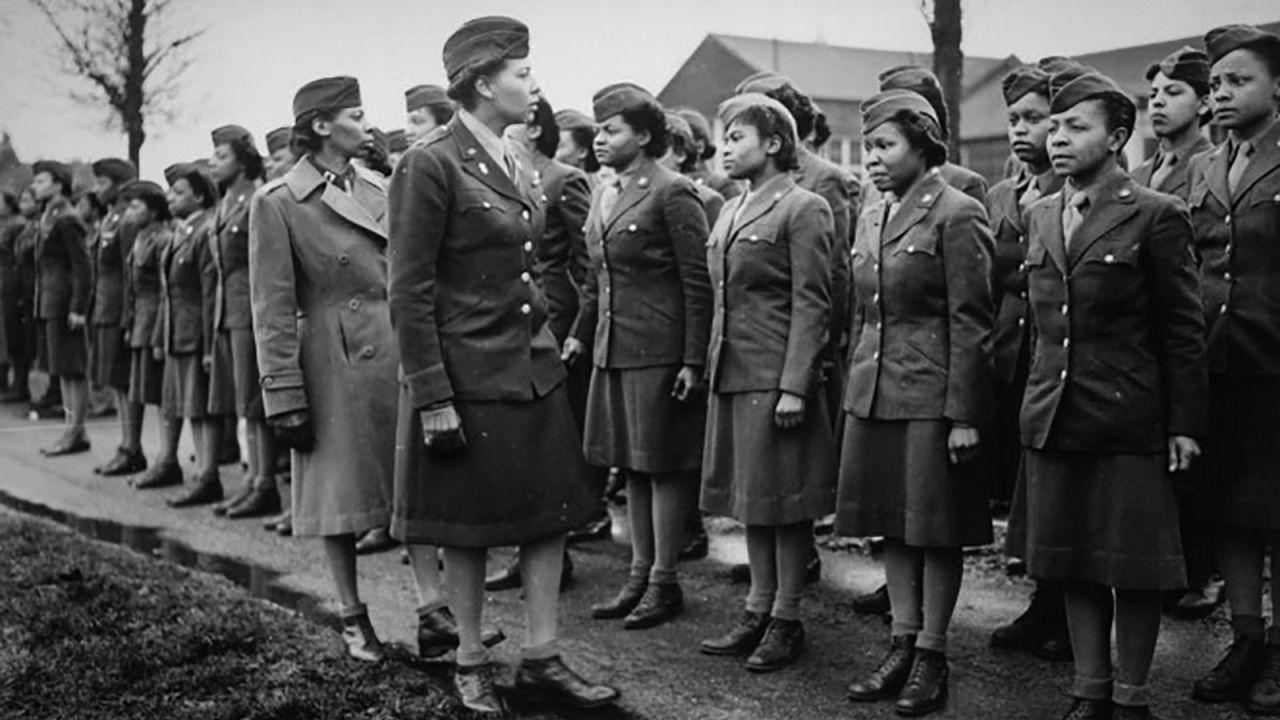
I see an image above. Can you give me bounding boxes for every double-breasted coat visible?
[1186,120,1280,529]
[572,156,713,474]
[700,173,837,525]
[250,158,397,538]
[34,198,90,378]
[387,116,595,547]
[1018,168,1206,588]
[210,177,264,419]
[530,152,591,345]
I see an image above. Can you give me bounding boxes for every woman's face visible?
[318,107,372,158]
[18,189,36,217]
[593,114,646,170]
[1007,92,1052,167]
[209,143,242,183]
[1149,73,1207,139]
[167,178,200,219]
[265,147,298,180]
[480,58,539,126]
[555,129,587,168]
[1049,99,1125,179]
[720,119,774,180]
[123,197,153,226]
[863,121,927,194]
[406,107,439,144]
[1209,48,1280,133]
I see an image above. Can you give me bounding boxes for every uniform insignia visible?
[638,177,649,188]
[479,162,489,175]
[467,147,478,156]
[1118,189,1132,198]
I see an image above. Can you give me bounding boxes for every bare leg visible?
[885,539,924,638]
[62,377,88,434]
[919,547,963,653]
[406,544,445,610]
[197,419,222,476]
[519,532,566,657]
[443,546,489,665]
[252,420,277,490]
[323,534,361,611]
[153,415,183,466]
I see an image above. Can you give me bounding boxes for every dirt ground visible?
[0,397,1254,720]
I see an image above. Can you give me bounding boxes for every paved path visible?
[0,395,1251,719]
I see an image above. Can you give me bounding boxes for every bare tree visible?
[29,0,203,170]
[922,0,964,161]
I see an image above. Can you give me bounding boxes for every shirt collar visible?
[458,109,510,170]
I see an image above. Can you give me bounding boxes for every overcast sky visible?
[1,0,1276,178]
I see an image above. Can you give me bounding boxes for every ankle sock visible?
[1112,682,1149,708]
[916,630,947,654]
[1072,674,1112,701]
[416,600,447,617]
[521,639,559,661]
[340,602,368,620]
[649,567,678,585]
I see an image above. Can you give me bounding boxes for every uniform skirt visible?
[835,416,992,548]
[583,365,706,474]
[39,319,88,379]
[700,389,836,525]
[390,384,597,548]
[89,326,130,390]
[208,329,262,419]
[161,352,208,420]
[1204,378,1280,531]
[128,348,163,405]
[1022,449,1185,590]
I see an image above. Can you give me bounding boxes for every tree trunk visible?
[124,0,147,170]
[930,0,964,162]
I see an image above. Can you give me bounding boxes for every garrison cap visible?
[675,107,713,143]
[1036,56,1078,75]
[163,162,216,201]
[1204,24,1280,65]
[1146,46,1211,95]
[1002,65,1051,105]
[878,65,950,139]
[860,89,940,133]
[265,126,293,154]
[387,129,409,153]
[405,84,450,112]
[592,82,657,122]
[443,16,529,83]
[292,76,362,120]
[211,124,255,148]
[32,160,73,189]
[665,112,695,149]
[734,71,793,95]
[120,179,166,203]
[1049,71,1136,127]
[554,108,594,131]
[718,93,798,145]
[90,157,136,184]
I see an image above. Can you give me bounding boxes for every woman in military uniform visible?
[388,17,616,715]
[839,90,995,717]
[2,188,39,405]
[697,93,835,673]
[675,106,741,201]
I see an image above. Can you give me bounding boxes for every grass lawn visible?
[0,512,483,720]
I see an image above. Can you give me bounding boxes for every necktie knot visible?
[1228,141,1254,195]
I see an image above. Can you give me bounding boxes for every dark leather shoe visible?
[96,447,146,476]
[275,513,293,537]
[854,585,891,616]
[806,550,822,584]
[1193,636,1266,702]
[700,610,770,656]
[991,582,1066,650]
[1036,631,1074,662]
[560,551,574,591]
[133,461,184,489]
[416,606,506,659]
[728,563,751,584]
[849,634,917,702]
[731,557,820,585]
[515,655,619,709]
[167,475,224,508]
[217,434,241,466]
[213,482,254,516]
[340,612,385,663]
[455,663,507,715]
[263,512,288,530]
[624,582,683,629]
[592,577,647,619]
[40,432,89,456]
[895,648,948,717]
[226,486,281,519]
[747,618,805,672]
[678,530,709,561]
[354,527,396,555]
[567,516,612,545]
[485,562,523,592]
[1061,698,1112,719]
[1170,577,1225,620]
[1112,705,1156,720]
[1247,645,1280,715]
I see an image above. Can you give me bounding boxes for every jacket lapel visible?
[285,159,388,241]
[728,174,793,242]
[881,170,945,246]
[1067,172,1139,268]
[1204,142,1232,209]
[449,117,527,207]
[1231,122,1280,207]
[602,159,656,235]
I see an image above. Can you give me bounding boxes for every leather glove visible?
[269,409,316,453]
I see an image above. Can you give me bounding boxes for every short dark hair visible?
[764,84,818,142]
[567,125,600,172]
[1091,95,1137,147]
[528,98,559,159]
[620,101,669,158]
[74,189,107,219]
[133,192,171,222]
[293,109,338,154]
[890,109,949,168]
[667,126,699,173]
[225,135,264,181]
[178,175,217,210]
[812,113,832,149]
[729,105,801,172]
[447,57,509,111]
[427,103,455,127]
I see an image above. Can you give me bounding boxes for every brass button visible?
[1224,272,1232,281]
[628,224,637,232]
[338,254,350,265]
[520,272,531,283]
[1059,369,1068,381]
[1221,303,1228,313]
[523,241,533,252]
[262,376,274,387]
[482,201,492,210]
[1017,317,1026,327]
[520,303,531,315]
[1060,304,1068,315]
[348,298,360,310]
[1063,338,1070,349]
[873,351,880,360]
[522,210,530,221]
[361,346,374,358]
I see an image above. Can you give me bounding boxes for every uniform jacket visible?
[211,177,258,332]
[1021,169,1206,453]
[706,173,833,396]
[388,117,564,408]
[1132,135,1215,201]
[156,209,217,356]
[123,222,169,350]
[34,197,90,322]
[1186,121,1280,378]
[984,167,1064,383]
[14,220,38,303]
[862,161,988,207]
[796,148,856,349]
[250,157,399,494]
[530,152,591,344]
[0,218,21,303]
[572,156,712,370]
[91,205,137,327]
[690,167,741,201]
[845,169,995,425]
[694,182,725,228]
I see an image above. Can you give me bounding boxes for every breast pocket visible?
[890,228,939,258]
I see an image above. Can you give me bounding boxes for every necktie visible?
[1062,192,1088,252]
[1228,141,1253,196]
[1018,179,1042,210]
[599,178,623,220]
[1148,152,1178,190]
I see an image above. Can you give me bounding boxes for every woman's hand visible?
[948,423,980,465]
[202,354,213,372]
[420,403,467,457]
[671,365,702,402]
[561,337,586,366]
[1168,435,1201,473]
[152,346,164,361]
[774,392,806,430]
[67,312,86,330]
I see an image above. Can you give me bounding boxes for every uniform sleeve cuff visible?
[779,370,813,397]
[406,364,454,409]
